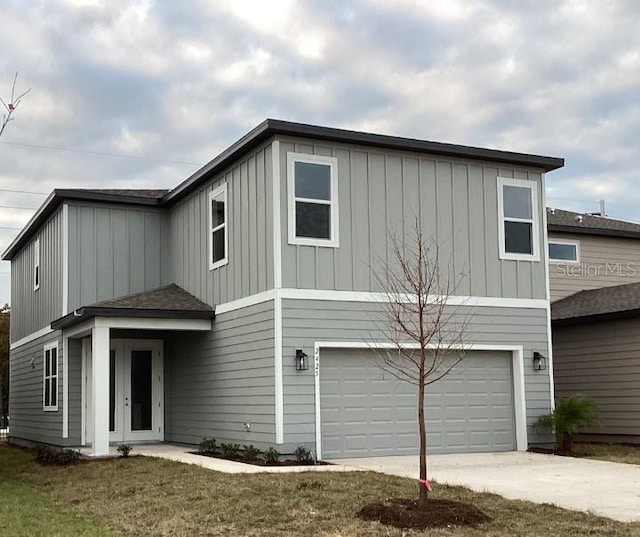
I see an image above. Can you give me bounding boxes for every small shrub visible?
[220,443,242,458]
[35,444,81,465]
[242,444,261,460]
[263,446,280,464]
[294,445,313,463]
[117,444,133,458]
[535,394,601,453]
[198,437,218,454]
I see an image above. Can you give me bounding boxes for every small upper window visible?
[287,153,339,247]
[208,184,228,270]
[43,342,58,411]
[498,177,540,261]
[34,238,40,291]
[549,240,579,263]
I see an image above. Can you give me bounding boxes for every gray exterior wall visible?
[67,202,171,312]
[549,231,640,301]
[553,318,640,442]
[9,331,64,445]
[280,299,552,453]
[276,137,548,299]
[169,142,274,306]
[10,208,63,341]
[164,300,275,447]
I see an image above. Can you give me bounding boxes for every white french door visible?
[84,339,164,444]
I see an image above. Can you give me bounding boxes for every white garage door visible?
[320,349,516,458]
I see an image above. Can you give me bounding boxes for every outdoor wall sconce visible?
[533,351,547,371]
[295,349,309,371]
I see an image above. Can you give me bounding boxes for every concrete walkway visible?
[332,452,640,523]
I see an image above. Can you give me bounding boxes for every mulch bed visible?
[192,452,329,467]
[358,497,490,530]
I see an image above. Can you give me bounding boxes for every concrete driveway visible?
[333,451,640,522]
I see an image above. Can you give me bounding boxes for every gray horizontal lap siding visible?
[169,142,273,305]
[9,332,63,445]
[67,203,170,312]
[164,300,275,447]
[11,207,63,341]
[277,137,547,300]
[553,318,640,439]
[280,300,552,452]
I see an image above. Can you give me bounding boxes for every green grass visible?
[572,443,640,465]
[1,444,639,536]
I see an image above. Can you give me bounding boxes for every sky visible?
[1,0,639,305]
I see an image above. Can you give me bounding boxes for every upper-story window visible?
[43,342,58,411]
[549,239,579,263]
[497,177,540,261]
[287,153,339,247]
[208,184,228,270]
[33,238,40,291]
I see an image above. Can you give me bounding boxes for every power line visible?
[0,205,38,210]
[0,140,203,166]
[0,226,21,230]
[0,188,47,195]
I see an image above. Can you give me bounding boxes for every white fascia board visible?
[10,326,55,350]
[272,140,284,445]
[93,317,211,331]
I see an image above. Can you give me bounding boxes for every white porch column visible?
[91,324,110,456]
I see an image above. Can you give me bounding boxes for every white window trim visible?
[33,238,40,291]
[43,341,59,411]
[208,183,228,270]
[548,238,580,264]
[497,177,540,262]
[287,152,339,248]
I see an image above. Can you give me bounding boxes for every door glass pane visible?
[109,350,116,432]
[131,350,152,431]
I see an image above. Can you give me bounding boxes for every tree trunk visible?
[418,362,428,509]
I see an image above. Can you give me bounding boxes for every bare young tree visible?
[372,219,472,509]
[0,73,30,138]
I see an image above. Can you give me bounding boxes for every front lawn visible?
[1,444,639,536]
[572,443,640,465]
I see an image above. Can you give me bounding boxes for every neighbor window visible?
[43,342,58,411]
[497,177,539,261]
[208,184,228,270]
[34,238,40,291]
[288,153,339,247]
[548,240,579,263]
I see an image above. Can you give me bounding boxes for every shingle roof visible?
[51,284,214,330]
[551,281,640,324]
[547,208,640,238]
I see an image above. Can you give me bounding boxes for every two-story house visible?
[3,119,563,458]
[548,209,640,443]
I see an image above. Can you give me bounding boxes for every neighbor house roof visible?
[547,208,640,239]
[551,281,640,325]
[51,283,214,330]
[2,119,564,260]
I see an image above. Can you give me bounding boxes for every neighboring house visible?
[548,209,640,443]
[3,119,564,458]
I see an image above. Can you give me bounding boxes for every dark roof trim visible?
[2,189,163,260]
[552,308,640,327]
[547,224,640,240]
[164,119,564,206]
[51,306,215,330]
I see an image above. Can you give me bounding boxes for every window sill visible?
[43,407,58,412]
[499,253,540,262]
[209,258,228,271]
[289,237,339,248]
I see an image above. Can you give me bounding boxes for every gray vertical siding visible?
[9,331,63,445]
[67,202,170,312]
[277,138,547,299]
[10,208,63,341]
[164,300,275,447]
[553,319,640,442]
[169,142,274,306]
[280,300,552,452]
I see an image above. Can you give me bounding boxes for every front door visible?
[84,339,164,444]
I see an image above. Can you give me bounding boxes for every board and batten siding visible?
[276,137,547,300]
[10,208,63,341]
[67,202,170,312]
[9,331,63,445]
[164,300,276,447]
[169,142,274,306]
[553,319,640,442]
[280,299,552,453]
[549,232,640,301]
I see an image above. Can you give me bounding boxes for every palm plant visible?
[535,395,601,453]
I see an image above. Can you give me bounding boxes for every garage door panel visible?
[320,349,515,458]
